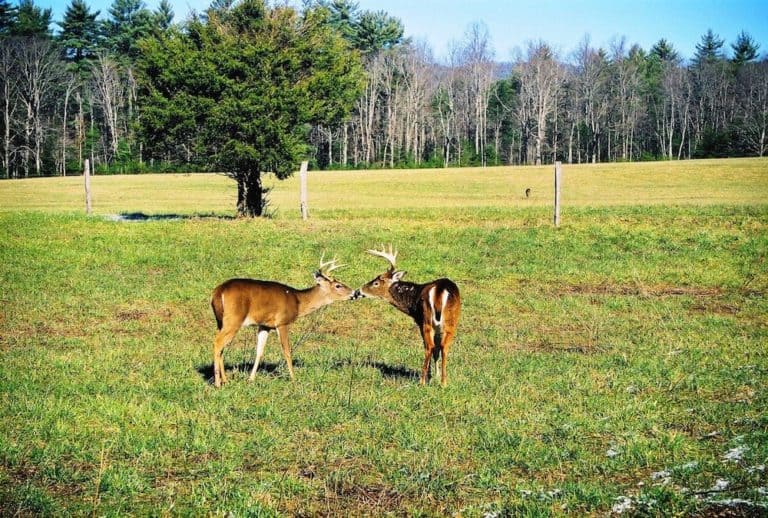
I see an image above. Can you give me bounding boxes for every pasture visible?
[1,158,767,516]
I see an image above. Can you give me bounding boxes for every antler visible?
[319,253,345,277]
[367,244,398,271]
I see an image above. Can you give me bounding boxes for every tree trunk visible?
[236,171,264,217]
[61,83,72,176]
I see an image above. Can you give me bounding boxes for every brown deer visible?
[210,256,355,387]
[355,245,461,387]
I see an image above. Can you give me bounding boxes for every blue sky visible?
[40,0,768,63]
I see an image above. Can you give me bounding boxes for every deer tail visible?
[211,285,225,331]
[428,285,451,328]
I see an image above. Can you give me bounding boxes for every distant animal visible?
[525,187,531,198]
[355,245,461,387]
[210,256,355,387]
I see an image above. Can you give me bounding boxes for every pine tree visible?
[354,10,404,54]
[0,0,17,36]
[103,0,154,59]
[650,39,679,63]
[731,31,760,67]
[155,0,173,30]
[307,0,404,54]
[693,29,724,67]
[12,0,52,37]
[58,0,101,65]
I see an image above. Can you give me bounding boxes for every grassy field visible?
[1,157,767,216]
[1,158,767,516]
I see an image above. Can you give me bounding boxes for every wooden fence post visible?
[554,161,561,227]
[84,158,92,216]
[299,160,309,221]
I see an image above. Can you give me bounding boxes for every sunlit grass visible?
[0,157,766,216]
[0,159,767,515]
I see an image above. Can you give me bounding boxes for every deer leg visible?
[249,327,270,381]
[438,330,456,387]
[276,325,295,380]
[213,328,237,388]
[420,323,436,385]
[431,345,441,382]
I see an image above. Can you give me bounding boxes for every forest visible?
[1,0,766,181]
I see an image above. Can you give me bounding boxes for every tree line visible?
[1,0,766,187]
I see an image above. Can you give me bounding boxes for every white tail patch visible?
[429,286,450,327]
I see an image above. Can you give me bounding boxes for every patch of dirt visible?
[115,309,149,322]
[516,323,604,354]
[114,306,174,322]
[329,483,405,510]
[2,321,84,350]
[693,503,768,517]
[556,283,723,298]
[689,301,741,315]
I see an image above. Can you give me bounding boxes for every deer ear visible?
[313,271,325,284]
[392,270,406,282]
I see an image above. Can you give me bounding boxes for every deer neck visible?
[388,281,423,319]
[295,285,331,318]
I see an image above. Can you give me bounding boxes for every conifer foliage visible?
[137,0,364,216]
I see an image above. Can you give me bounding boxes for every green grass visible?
[1,158,767,515]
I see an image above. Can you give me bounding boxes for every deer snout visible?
[352,289,366,299]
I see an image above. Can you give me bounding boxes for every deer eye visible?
[334,283,343,289]
[373,281,380,287]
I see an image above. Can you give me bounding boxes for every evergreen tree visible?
[731,31,760,67]
[103,0,155,59]
[12,0,52,37]
[322,0,358,41]
[137,0,364,216]
[650,38,679,63]
[0,0,17,36]
[155,0,173,30]
[693,29,725,67]
[307,0,404,54]
[354,10,404,54]
[58,0,101,65]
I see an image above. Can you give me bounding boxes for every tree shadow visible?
[196,359,303,385]
[109,212,235,222]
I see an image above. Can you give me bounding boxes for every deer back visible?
[212,279,302,330]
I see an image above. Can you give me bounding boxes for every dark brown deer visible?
[210,256,355,387]
[355,245,461,387]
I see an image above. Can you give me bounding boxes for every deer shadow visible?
[371,361,420,381]
[196,360,303,385]
[331,358,419,382]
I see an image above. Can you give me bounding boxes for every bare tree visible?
[736,61,768,156]
[517,41,564,165]
[610,40,644,161]
[0,40,17,177]
[90,53,124,161]
[460,22,496,165]
[59,74,78,176]
[14,37,64,177]
[658,60,691,159]
[573,37,611,163]
[434,43,466,166]
[398,42,435,165]
[354,54,384,165]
